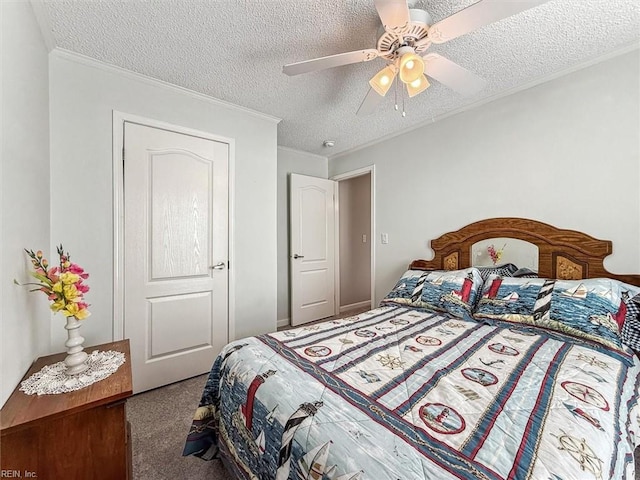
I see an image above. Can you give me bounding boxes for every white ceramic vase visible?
[64,316,89,375]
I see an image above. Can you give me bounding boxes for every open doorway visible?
[332,166,375,314]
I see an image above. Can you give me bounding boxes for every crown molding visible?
[277,146,328,161]
[330,40,640,161]
[50,48,282,124]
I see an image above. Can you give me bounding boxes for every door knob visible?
[210,262,226,270]
[293,254,305,259]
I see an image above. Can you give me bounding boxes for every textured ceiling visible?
[41,0,639,157]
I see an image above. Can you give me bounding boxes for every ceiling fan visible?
[282,0,547,115]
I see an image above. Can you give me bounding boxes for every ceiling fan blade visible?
[374,0,410,34]
[357,88,385,116]
[423,53,486,96]
[283,49,380,76]
[428,0,548,44]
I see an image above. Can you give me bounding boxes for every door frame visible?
[330,165,376,312]
[112,111,236,342]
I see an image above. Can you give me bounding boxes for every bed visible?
[183,218,640,480]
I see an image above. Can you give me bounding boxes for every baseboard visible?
[339,300,371,313]
[277,318,290,329]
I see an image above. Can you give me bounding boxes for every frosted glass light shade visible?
[369,65,397,96]
[406,74,430,97]
[399,52,425,84]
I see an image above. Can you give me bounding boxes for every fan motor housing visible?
[377,8,432,59]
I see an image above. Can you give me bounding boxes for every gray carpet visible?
[128,363,640,480]
[127,374,226,480]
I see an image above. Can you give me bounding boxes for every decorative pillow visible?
[474,275,546,327]
[381,269,431,308]
[620,282,640,351]
[476,263,518,280]
[475,276,628,352]
[542,278,627,352]
[381,267,485,320]
[415,267,485,319]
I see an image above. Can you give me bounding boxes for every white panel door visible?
[290,174,337,326]
[124,122,228,393]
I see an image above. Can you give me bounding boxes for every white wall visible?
[1,1,51,407]
[339,174,371,306]
[49,51,279,347]
[276,147,328,324]
[329,50,640,306]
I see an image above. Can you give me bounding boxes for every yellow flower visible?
[65,303,90,319]
[22,245,92,322]
[63,284,79,301]
[60,272,80,285]
[50,300,65,312]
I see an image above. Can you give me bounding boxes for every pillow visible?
[416,268,485,319]
[476,263,518,280]
[620,283,640,351]
[475,276,628,352]
[474,275,546,327]
[381,269,430,307]
[512,267,538,278]
[381,267,485,320]
[538,278,627,352]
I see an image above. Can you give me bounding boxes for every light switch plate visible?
[381,233,389,244]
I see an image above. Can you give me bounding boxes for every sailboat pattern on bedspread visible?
[183,305,640,480]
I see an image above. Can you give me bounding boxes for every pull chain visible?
[392,70,407,117]
[402,86,406,117]
[394,75,399,111]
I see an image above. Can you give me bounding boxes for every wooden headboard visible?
[409,217,640,287]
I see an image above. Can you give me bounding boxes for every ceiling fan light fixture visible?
[369,64,397,96]
[406,74,430,97]
[398,50,425,84]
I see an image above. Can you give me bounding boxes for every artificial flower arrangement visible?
[15,245,91,320]
[487,243,507,265]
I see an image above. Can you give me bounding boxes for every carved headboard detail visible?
[554,254,585,280]
[409,217,640,287]
[443,252,459,271]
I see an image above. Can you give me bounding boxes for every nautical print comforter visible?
[183,305,640,480]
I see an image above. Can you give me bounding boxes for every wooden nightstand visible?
[0,340,133,479]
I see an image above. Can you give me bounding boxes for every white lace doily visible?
[20,350,126,395]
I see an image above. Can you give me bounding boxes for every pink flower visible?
[68,263,88,279]
[19,245,91,320]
